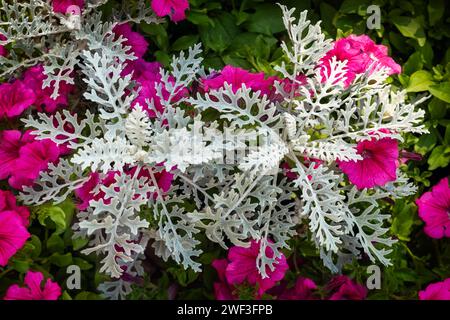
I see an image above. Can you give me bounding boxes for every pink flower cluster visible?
[0,130,65,190]
[0,190,30,266]
[51,0,84,14]
[416,177,450,239]
[419,278,450,300]
[113,23,149,59]
[212,240,289,299]
[211,242,367,300]
[3,271,61,300]
[75,166,173,210]
[0,65,74,119]
[320,34,401,86]
[111,23,188,117]
[151,0,189,22]
[199,36,404,191]
[0,34,7,57]
[321,36,402,190]
[268,277,318,300]
[52,0,191,26]
[326,275,367,300]
[202,65,279,96]
[127,59,188,117]
[338,135,399,190]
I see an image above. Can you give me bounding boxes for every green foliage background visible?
[1,0,449,300]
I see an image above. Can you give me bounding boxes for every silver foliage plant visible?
[11,2,428,297]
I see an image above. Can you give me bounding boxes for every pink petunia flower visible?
[416,177,450,239]
[419,278,450,300]
[225,240,289,297]
[0,34,7,57]
[151,0,189,22]
[338,136,399,189]
[75,166,173,209]
[277,277,318,300]
[8,139,61,190]
[126,166,174,198]
[151,169,173,193]
[274,74,308,102]
[74,171,116,210]
[0,130,34,184]
[113,23,149,59]
[124,59,187,117]
[0,80,36,118]
[0,211,30,266]
[327,275,367,300]
[320,35,401,86]
[132,83,166,117]
[0,189,30,226]
[281,162,298,180]
[202,65,278,96]
[22,65,74,113]
[3,271,61,300]
[51,0,84,14]
[123,59,162,84]
[0,130,63,190]
[211,259,237,300]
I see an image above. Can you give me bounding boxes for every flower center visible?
[361,149,373,159]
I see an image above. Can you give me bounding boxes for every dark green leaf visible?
[429,82,450,102]
[392,16,426,46]
[428,97,448,119]
[403,52,423,75]
[428,145,450,170]
[427,0,445,26]
[406,70,434,92]
[49,252,73,267]
[171,35,200,51]
[243,4,285,36]
[47,233,65,253]
[199,13,238,53]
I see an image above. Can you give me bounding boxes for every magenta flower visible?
[22,65,74,113]
[0,130,35,185]
[123,59,162,83]
[0,34,7,57]
[419,279,450,300]
[327,275,367,300]
[9,139,61,190]
[125,59,187,117]
[0,80,36,118]
[3,271,61,300]
[75,167,173,209]
[51,0,84,14]
[0,211,30,266]
[225,240,289,297]
[113,23,149,59]
[276,74,307,101]
[151,0,189,22]
[74,171,116,210]
[338,137,399,189]
[126,166,174,198]
[277,277,318,300]
[211,259,237,300]
[416,177,450,239]
[133,83,165,117]
[320,35,401,86]
[0,190,30,226]
[0,131,23,181]
[281,162,298,180]
[152,169,173,194]
[202,65,278,96]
